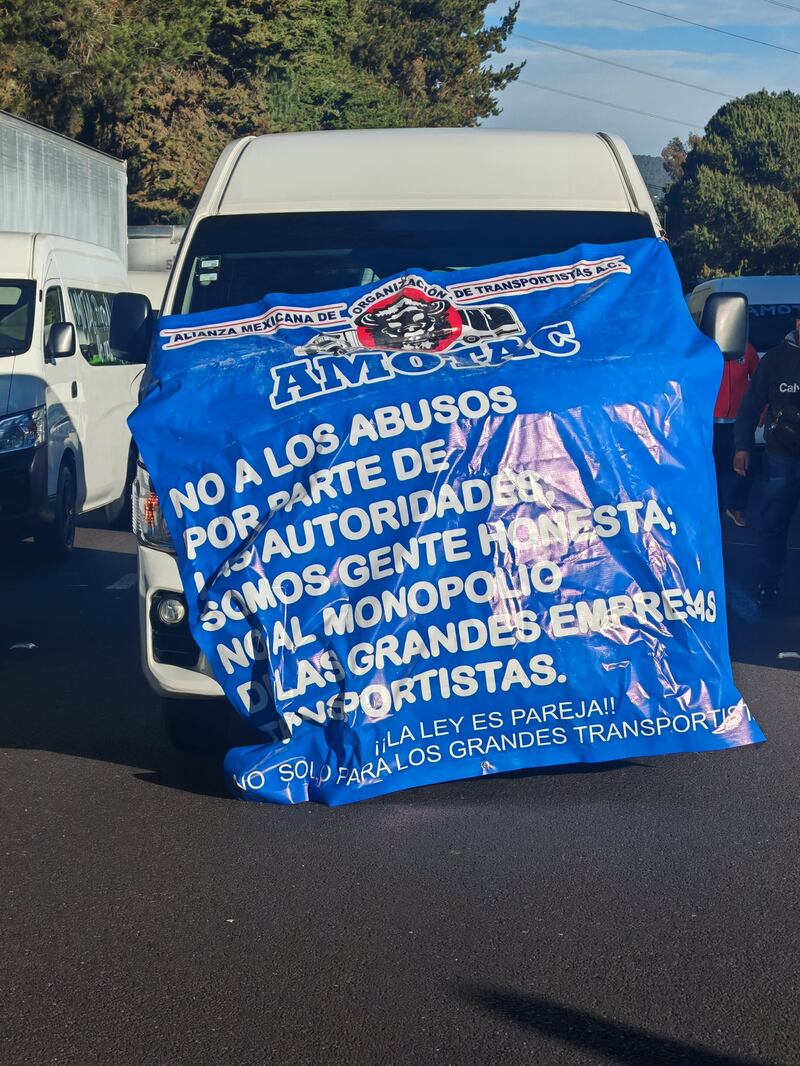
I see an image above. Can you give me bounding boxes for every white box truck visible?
[0,111,140,555]
[0,111,127,261]
[128,225,186,314]
[108,127,745,748]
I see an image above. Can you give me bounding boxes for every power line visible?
[607,0,800,55]
[518,78,703,127]
[513,31,733,99]
[761,0,800,14]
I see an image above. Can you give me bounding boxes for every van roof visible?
[693,276,800,303]
[203,128,657,220]
[0,231,126,280]
[0,232,35,277]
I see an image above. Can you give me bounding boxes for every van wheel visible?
[162,698,228,753]
[35,463,76,559]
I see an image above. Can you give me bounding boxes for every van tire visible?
[162,698,228,753]
[35,463,76,559]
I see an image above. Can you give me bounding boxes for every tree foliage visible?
[0,0,522,221]
[353,0,522,127]
[663,91,800,287]
[660,133,700,183]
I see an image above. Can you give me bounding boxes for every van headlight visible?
[133,462,174,550]
[0,406,46,453]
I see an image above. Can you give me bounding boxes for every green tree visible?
[0,0,522,222]
[664,91,800,287]
[0,0,223,219]
[353,0,522,127]
[660,133,700,184]
[117,0,414,219]
[245,0,410,132]
[0,0,211,140]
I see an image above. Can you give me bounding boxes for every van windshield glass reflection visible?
[0,281,35,355]
[174,210,655,316]
[748,303,800,352]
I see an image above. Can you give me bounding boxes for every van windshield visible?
[749,302,800,353]
[0,280,36,356]
[173,210,656,315]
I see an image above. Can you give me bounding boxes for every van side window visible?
[68,288,119,365]
[43,287,65,331]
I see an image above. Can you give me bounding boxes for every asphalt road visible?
[1,519,798,1066]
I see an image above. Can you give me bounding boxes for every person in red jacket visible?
[713,341,759,526]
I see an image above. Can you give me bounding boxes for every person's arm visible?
[734,352,772,473]
[746,344,759,380]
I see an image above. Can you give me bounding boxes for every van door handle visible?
[71,381,78,398]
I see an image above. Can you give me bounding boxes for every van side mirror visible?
[110,292,154,364]
[46,322,76,360]
[699,292,748,362]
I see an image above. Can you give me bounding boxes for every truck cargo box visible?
[0,110,127,263]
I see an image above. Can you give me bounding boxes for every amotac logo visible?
[270,271,597,410]
[295,274,525,359]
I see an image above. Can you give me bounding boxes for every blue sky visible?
[484,0,800,154]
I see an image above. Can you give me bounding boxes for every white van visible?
[688,276,800,356]
[0,232,141,555]
[108,128,744,748]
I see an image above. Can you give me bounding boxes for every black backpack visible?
[766,404,800,457]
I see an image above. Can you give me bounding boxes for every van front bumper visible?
[138,542,223,699]
[0,444,50,530]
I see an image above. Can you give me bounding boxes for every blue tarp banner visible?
[130,238,764,805]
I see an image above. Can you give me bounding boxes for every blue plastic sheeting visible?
[130,238,764,806]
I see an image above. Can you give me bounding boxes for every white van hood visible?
[1,356,46,418]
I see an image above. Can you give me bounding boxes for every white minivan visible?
[108,128,746,748]
[0,232,141,555]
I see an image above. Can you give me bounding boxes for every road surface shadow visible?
[459,984,768,1066]
[498,759,651,779]
[0,530,234,799]
[0,531,136,569]
[0,684,234,799]
[367,759,649,809]
[132,761,231,799]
